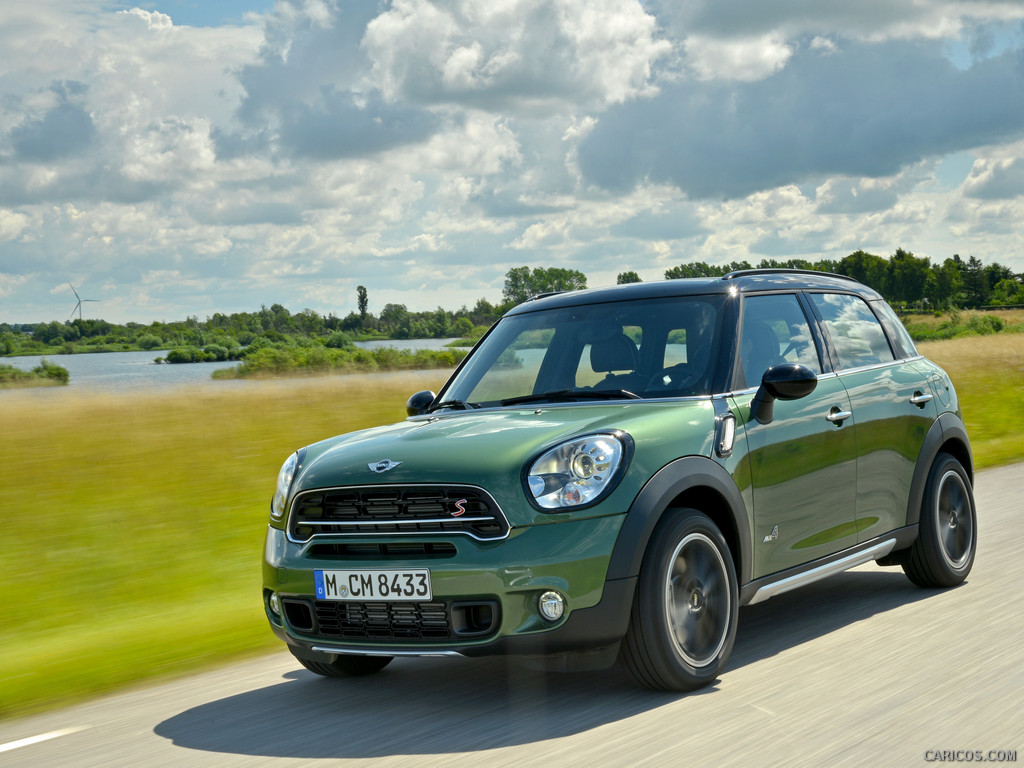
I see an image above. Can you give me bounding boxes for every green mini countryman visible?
[263,270,976,691]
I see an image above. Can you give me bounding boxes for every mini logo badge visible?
[452,499,468,517]
[369,459,402,473]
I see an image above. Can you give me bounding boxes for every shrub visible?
[33,359,70,383]
[325,331,354,349]
[202,344,230,362]
[136,334,163,350]
[166,347,202,364]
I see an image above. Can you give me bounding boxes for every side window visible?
[871,299,918,360]
[740,294,820,388]
[810,293,895,370]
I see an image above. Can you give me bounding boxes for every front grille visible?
[314,601,451,640]
[283,598,501,642]
[288,485,509,542]
[306,541,458,559]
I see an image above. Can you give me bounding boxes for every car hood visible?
[292,401,716,514]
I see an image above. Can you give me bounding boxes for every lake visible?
[1,339,460,393]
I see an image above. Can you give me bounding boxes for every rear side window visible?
[871,299,918,359]
[810,293,895,370]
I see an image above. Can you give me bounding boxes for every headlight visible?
[271,451,301,519]
[525,432,633,510]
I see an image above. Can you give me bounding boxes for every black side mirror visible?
[406,390,436,417]
[750,364,817,425]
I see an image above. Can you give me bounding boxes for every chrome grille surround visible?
[287,484,510,543]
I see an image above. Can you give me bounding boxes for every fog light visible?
[269,592,281,616]
[538,591,565,622]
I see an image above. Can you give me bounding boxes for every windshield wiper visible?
[429,399,481,412]
[501,389,642,406]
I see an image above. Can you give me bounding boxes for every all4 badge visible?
[368,459,402,473]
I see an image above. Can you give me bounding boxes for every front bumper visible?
[263,513,634,657]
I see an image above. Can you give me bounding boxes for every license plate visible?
[314,569,432,601]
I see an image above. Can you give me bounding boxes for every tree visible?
[985,262,1014,290]
[887,248,930,306]
[930,258,963,308]
[664,262,726,279]
[664,261,752,280]
[836,250,889,294]
[379,303,409,333]
[357,285,368,320]
[961,255,989,308]
[502,266,587,305]
[990,277,1024,305]
[617,271,642,284]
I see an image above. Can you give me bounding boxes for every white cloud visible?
[1,0,1023,324]
[0,209,31,241]
[362,0,670,108]
[683,34,794,82]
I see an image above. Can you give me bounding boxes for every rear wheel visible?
[902,452,977,588]
[620,510,738,691]
[289,648,393,678]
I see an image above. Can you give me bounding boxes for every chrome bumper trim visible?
[311,645,464,658]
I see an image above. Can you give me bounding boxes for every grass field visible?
[0,371,450,718]
[1,333,1022,718]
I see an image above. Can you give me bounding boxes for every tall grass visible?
[919,334,1024,469]
[0,371,450,717]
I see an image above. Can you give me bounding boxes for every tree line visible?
[2,251,1021,359]
[651,250,1022,309]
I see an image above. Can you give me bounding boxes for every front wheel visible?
[902,452,977,588]
[620,510,738,691]
[289,648,393,678]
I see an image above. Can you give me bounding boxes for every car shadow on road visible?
[154,568,939,759]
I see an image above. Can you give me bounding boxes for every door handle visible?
[826,407,852,425]
[910,391,933,408]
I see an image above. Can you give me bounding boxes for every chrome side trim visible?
[746,538,896,605]
[311,645,464,658]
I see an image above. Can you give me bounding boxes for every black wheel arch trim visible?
[906,412,973,528]
[606,455,751,585]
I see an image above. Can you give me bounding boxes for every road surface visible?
[1,463,1021,767]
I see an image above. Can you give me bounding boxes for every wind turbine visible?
[68,283,100,321]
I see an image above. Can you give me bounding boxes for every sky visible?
[1,1,1023,325]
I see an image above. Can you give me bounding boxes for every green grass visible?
[919,334,1024,469]
[1,333,1022,718]
[0,359,69,388]
[0,371,450,718]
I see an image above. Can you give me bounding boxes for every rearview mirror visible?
[750,364,817,425]
[406,390,436,416]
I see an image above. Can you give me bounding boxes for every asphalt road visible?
[2,463,1021,768]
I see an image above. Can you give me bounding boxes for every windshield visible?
[439,295,725,407]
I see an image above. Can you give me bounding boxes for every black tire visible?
[620,510,738,691]
[289,648,393,678]
[902,452,977,588]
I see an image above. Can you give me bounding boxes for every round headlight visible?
[526,432,632,511]
[271,452,299,519]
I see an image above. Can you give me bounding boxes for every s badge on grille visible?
[452,499,467,517]
[369,459,402,473]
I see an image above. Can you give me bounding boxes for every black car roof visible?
[505,269,882,315]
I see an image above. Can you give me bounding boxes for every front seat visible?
[590,334,645,392]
